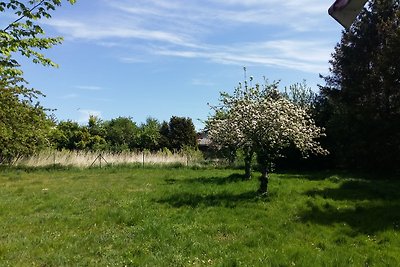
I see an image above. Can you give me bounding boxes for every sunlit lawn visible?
[0,166,399,266]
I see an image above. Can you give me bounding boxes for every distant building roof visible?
[197,131,211,146]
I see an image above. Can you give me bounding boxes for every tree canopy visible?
[208,78,327,194]
[0,87,51,163]
[0,0,76,161]
[167,116,198,151]
[48,116,198,153]
[320,0,400,172]
[1,0,76,90]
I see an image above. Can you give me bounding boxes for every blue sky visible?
[6,0,344,129]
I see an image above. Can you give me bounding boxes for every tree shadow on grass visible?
[165,173,250,186]
[156,190,267,208]
[195,173,250,184]
[275,170,398,181]
[300,201,400,234]
[305,179,400,201]
[273,170,342,181]
[301,180,400,234]
[277,170,371,181]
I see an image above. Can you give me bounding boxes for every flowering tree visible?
[206,110,241,165]
[207,79,270,178]
[208,79,328,194]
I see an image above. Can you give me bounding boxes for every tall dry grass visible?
[14,150,191,168]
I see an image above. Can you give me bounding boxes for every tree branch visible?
[3,0,46,32]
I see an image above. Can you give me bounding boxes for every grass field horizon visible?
[1,166,399,266]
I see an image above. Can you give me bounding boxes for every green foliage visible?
[283,80,317,110]
[0,87,52,163]
[86,115,107,150]
[51,120,107,151]
[0,0,76,163]
[87,115,105,137]
[0,167,399,265]
[52,121,86,150]
[49,115,199,154]
[166,116,198,151]
[181,145,204,163]
[158,121,170,149]
[104,117,140,152]
[320,0,400,172]
[1,0,76,90]
[139,117,161,151]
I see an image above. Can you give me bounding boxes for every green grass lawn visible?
[0,166,399,266]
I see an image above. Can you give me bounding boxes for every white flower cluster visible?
[207,81,328,162]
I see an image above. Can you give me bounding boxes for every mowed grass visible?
[0,166,399,266]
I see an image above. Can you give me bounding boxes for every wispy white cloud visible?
[59,93,78,99]
[75,85,103,91]
[154,39,332,73]
[47,18,195,47]
[107,0,330,31]
[48,0,334,41]
[119,56,149,64]
[46,0,336,74]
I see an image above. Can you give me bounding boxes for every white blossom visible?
[207,80,328,164]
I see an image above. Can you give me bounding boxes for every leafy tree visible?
[158,121,170,149]
[87,115,105,137]
[320,0,400,171]
[1,0,76,93]
[86,115,107,151]
[139,117,161,151]
[53,121,89,150]
[86,135,107,151]
[283,80,317,110]
[208,79,327,194]
[104,117,139,152]
[0,0,76,162]
[168,116,197,151]
[1,0,76,76]
[0,87,52,163]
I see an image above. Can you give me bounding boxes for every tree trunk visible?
[244,160,251,179]
[257,153,269,195]
[258,164,269,194]
[244,148,253,179]
[228,147,237,166]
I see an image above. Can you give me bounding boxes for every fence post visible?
[90,153,108,168]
